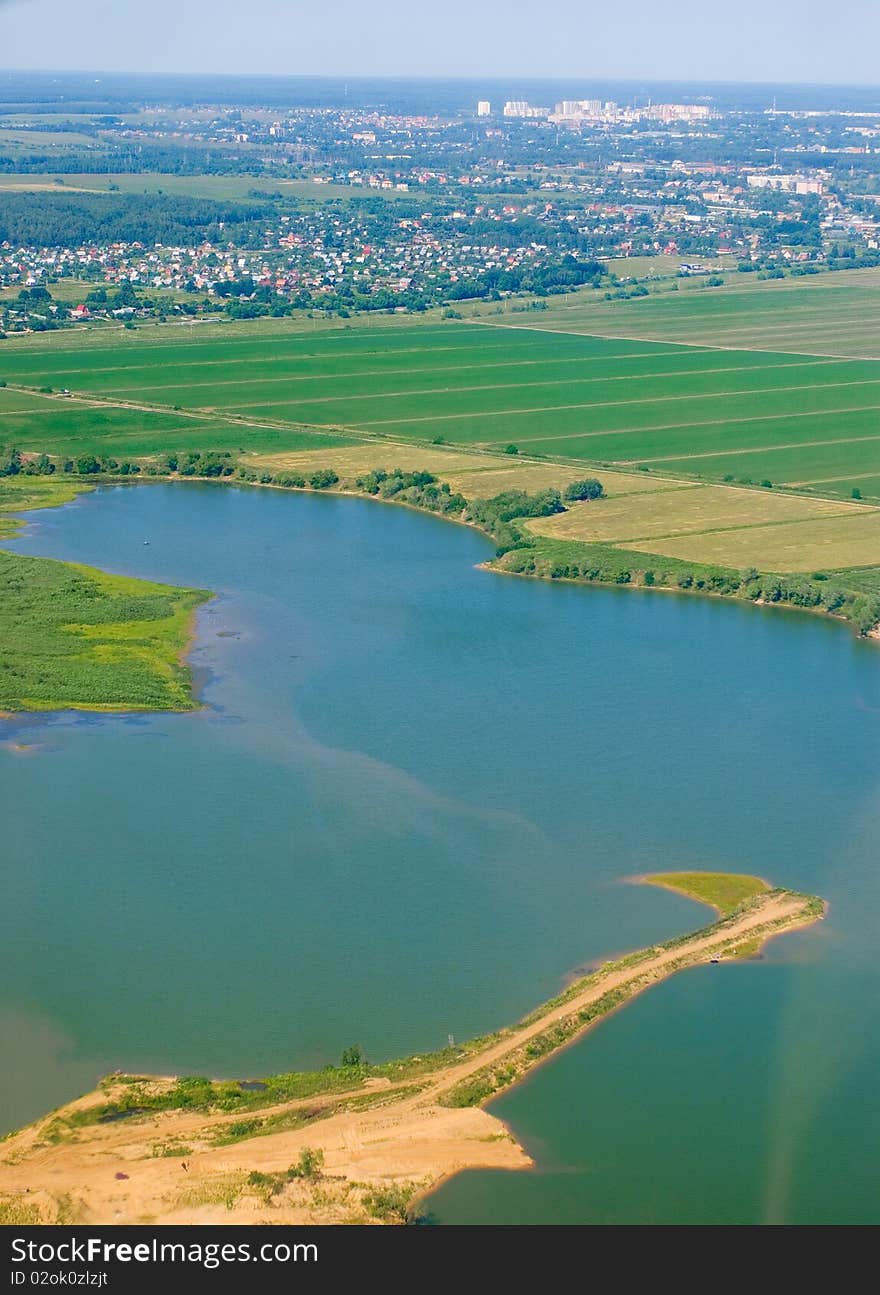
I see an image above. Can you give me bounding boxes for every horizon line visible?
[1,68,879,91]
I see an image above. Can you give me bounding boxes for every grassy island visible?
[0,478,209,712]
[0,874,824,1227]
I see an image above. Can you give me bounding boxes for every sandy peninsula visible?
[0,879,823,1226]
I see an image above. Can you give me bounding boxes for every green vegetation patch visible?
[0,473,209,713]
[0,551,209,711]
[641,871,770,915]
[0,475,87,537]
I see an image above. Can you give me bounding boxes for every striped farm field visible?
[1,315,879,580]
[1,319,880,501]
[478,267,880,360]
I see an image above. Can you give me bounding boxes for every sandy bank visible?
[0,885,823,1226]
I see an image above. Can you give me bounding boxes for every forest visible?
[0,191,272,248]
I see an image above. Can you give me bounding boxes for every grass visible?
[640,871,770,916]
[528,483,858,543]
[2,318,879,502]
[0,279,193,306]
[0,477,210,712]
[527,481,880,574]
[0,172,415,203]
[0,551,209,711]
[245,445,684,500]
[605,254,735,279]
[0,1199,43,1225]
[0,475,87,537]
[0,390,356,459]
[630,510,880,573]
[477,267,880,360]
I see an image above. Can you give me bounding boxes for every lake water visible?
[2,482,879,1223]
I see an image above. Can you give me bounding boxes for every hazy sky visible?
[1,0,878,84]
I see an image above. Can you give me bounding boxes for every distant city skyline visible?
[1,0,880,86]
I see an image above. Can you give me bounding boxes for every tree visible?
[564,478,604,502]
[341,1045,365,1068]
[0,447,22,477]
[75,455,101,475]
[112,281,139,309]
[23,453,54,476]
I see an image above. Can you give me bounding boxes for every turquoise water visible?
[2,482,878,1223]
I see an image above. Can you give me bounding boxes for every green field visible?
[2,318,880,500]
[1,313,878,617]
[477,268,880,359]
[0,172,409,203]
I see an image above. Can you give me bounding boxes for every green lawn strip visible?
[45,1039,498,1141]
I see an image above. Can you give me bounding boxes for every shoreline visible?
[480,556,880,639]
[0,878,825,1226]
[1,473,877,718]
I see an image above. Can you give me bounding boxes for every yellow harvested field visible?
[440,464,684,498]
[628,510,880,572]
[246,444,681,499]
[246,444,509,477]
[528,483,856,545]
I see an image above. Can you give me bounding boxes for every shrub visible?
[362,1183,417,1223]
[309,469,339,490]
[564,478,604,502]
[288,1147,324,1180]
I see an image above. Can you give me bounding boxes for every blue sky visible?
[1,0,878,84]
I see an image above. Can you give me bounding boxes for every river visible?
[2,482,878,1223]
